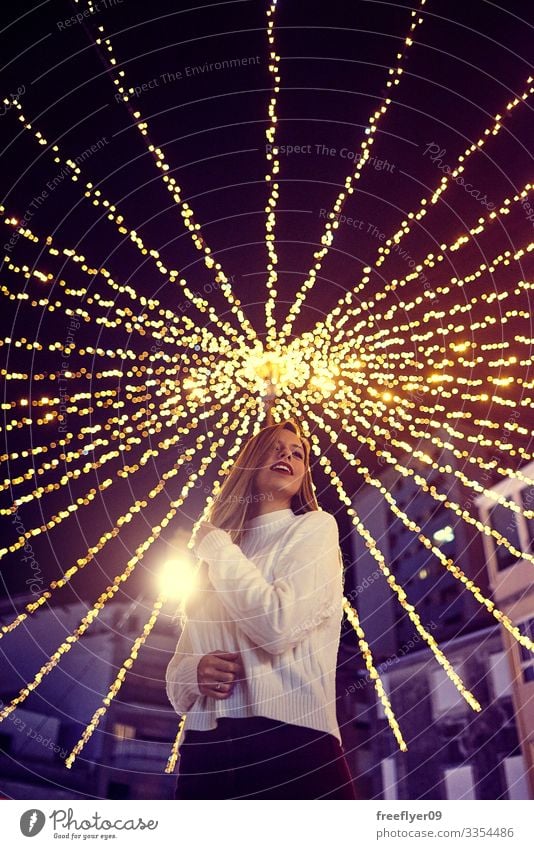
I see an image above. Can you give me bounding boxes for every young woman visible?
[165,418,356,799]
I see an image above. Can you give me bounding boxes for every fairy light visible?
[166,714,187,775]
[303,406,534,656]
[0,394,258,642]
[373,74,534,267]
[1,244,187,342]
[343,599,408,751]
[0,412,249,722]
[278,0,427,346]
[331,182,533,337]
[308,77,534,340]
[300,420,409,747]
[164,401,261,769]
[5,102,249,347]
[82,10,257,343]
[370,421,534,518]
[66,595,166,768]
[301,410,483,711]
[66,535,208,770]
[264,0,281,343]
[1,4,532,766]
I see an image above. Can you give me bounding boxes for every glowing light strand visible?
[278,0,427,346]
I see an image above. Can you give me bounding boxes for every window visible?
[517,617,534,683]
[503,755,529,800]
[440,719,467,765]
[381,757,397,800]
[444,765,475,800]
[113,723,136,741]
[488,504,522,570]
[430,666,465,714]
[488,651,513,698]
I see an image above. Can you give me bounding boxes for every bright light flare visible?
[158,552,198,602]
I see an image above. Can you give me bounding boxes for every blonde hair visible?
[181,419,321,623]
[203,418,318,547]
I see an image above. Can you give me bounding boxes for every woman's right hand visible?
[197,650,244,700]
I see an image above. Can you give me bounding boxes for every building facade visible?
[350,441,491,664]
[0,595,183,800]
[366,625,528,799]
[476,460,534,798]
[343,445,533,799]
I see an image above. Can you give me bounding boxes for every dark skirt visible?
[173,715,356,800]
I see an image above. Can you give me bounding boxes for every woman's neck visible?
[247,497,292,520]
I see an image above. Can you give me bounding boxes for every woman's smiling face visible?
[253,428,307,501]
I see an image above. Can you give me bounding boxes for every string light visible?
[0,2,532,769]
[0,410,251,722]
[304,412,483,710]
[278,0,427,346]
[303,406,534,656]
[304,419,411,747]
[264,0,281,343]
[166,714,187,775]
[4,102,251,346]
[66,595,166,768]
[89,12,256,343]
[309,79,534,340]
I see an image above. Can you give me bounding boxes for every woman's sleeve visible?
[194,511,342,655]
[165,620,202,715]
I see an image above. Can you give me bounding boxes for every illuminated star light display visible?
[1,0,534,773]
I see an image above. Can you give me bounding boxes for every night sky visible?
[1,0,533,605]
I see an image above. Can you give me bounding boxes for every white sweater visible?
[165,508,344,743]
